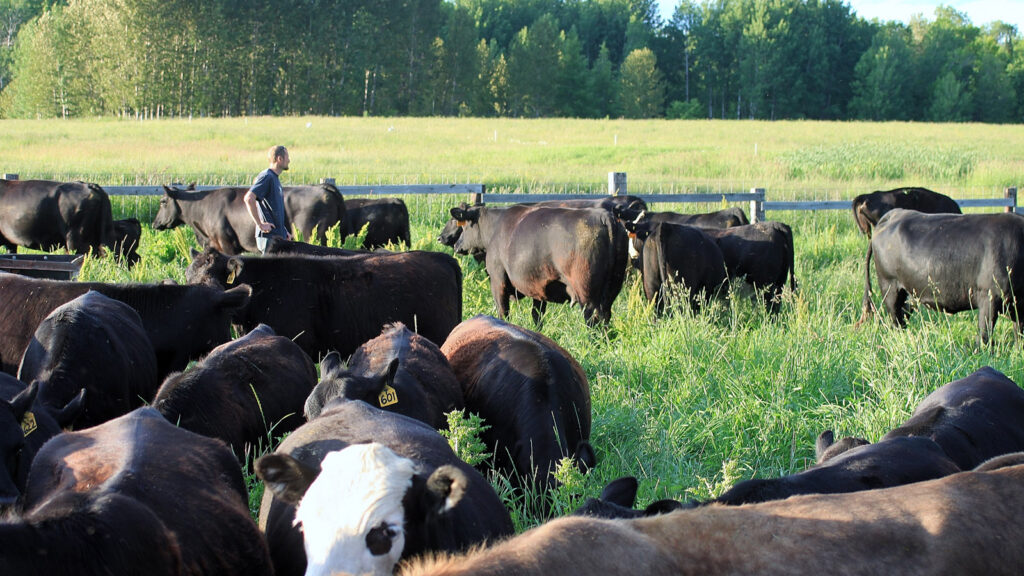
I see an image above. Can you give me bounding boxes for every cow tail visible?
[90,183,116,256]
[856,242,876,327]
[323,183,346,240]
[783,223,797,293]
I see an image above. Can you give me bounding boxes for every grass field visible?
[6,117,1024,530]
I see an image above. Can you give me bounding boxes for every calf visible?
[621,219,728,315]
[18,291,158,429]
[399,457,1024,576]
[305,322,464,429]
[449,204,627,325]
[112,217,142,267]
[344,198,411,248]
[0,272,251,379]
[255,399,514,576]
[860,209,1024,344]
[852,186,960,237]
[0,179,115,255]
[154,323,317,461]
[441,315,596,487]
[0,407,273,576]
[0,378,82,507]
[186,248,461,359]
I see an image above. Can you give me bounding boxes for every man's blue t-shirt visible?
[249,168,288,239]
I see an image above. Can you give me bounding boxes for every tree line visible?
[0,0,1021,122]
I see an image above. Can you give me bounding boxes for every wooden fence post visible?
[1006,187,1018,214]
[750,187,766,222]
[2,174,18,180]
[608,172,626,196]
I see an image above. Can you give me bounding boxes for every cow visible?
[0,407,273,575]
[852,186,961,237]
[154,323,317,462]
[699,222,796,314]
[620,219,728,315]
[441,315,596,487]
[449,204,627,325]
[18,291,158,429]
[344,198,411,249]
[0,378,82,507]
[398,456,1024,576]
[813,429,869,464]
[573,476,688,520]
[879,366,1024,470]
[186,248,462,360]
[859,209,1024,344]
[712,435,961,505]
[0,179,115,256]
[264,236,373,257]
[112,217,142,267]
[305,322,464,429]
[153,184,345,254]
[614,205,749,230]
[255,399,514,576]
[0,272,252,378]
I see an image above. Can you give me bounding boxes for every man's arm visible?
[245,176,274,234]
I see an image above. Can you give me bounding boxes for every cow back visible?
[344,198,411,249]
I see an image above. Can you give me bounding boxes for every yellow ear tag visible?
[21,412,37,437]
[628,232,637,238]
[456,220,467,228]
[378,385,399,408]
[226,270,236,284]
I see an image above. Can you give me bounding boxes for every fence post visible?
[1006,187,1017,214]
[608,172,626,196]
[320,177,336,186]
[2,174,17,180]
[468,190,484,206]
[750,187,766,222]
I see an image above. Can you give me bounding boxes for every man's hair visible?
[268,145,288,162]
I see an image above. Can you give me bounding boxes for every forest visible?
[0,0,1021,122]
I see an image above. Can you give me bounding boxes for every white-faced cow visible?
[0,179,115,256]
[621,219,728,315]
[255,399,514,576]
[400,455,1024,576]
[185,248,462,360]
[860,209,1024,344]
[154,323,317,461]
[153,184,345,254]
[0,407,273,576]
[305,323,464,429]
[18,291,158,429]
[0,272,251,379]
[852,186,961,237]
[441,315,596,488]
[344,198,412,249]
[449,204,627,325]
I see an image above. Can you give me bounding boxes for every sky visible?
[657,0,1024,32]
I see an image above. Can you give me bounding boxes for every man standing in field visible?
[244,145,291,253]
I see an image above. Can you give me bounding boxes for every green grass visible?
[16,117,1024,529]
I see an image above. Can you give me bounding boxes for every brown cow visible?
[400,455,1024,576]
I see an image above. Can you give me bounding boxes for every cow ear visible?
[319,351,345,377]
[424,465,467,514]
[643,499,687,516]
[575,440,596,471]
[815,430,835,460]
[219,284,252,312]
[256,453,320,506]
[226,257,244,284]
[449,207,466,220]
[54,388,86,429]
[162,185,174,193]
[10,380,39,418]
[598,476,638,508]
[187,183,196,190]
[384,358,399,386]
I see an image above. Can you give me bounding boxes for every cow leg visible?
[531,300,547,326]
[978,295,998,346]
[882,287,909,329]
[490,273,513,319]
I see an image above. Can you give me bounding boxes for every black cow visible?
[852,186,961,237]
[573,476,688,520]
[860,209,1024,344]
[0,407,273,575]
[18,291,158,429]
[186,248,462,360]
[153,184,345,254]
[264,236,374,257]
[344,198,411,249]
[712,435,961,505]
[255,399,514,576]
[154,324,317,461]
[0,272,252,378]
[614,205,749,230]
[0,378,82,507]
[0,179,115,255]
[880,366,1024,470]
[700,222,796,314]
[449,205,627,325]
[112,217,142,267]
[621,219,728,315]
[814,430,869,464]
[441,315,596,487]
[306,322,464,429]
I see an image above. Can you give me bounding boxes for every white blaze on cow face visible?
[295,443,416,576]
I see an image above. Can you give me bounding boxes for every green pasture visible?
[6,117,1024,530]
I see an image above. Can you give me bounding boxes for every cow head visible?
[305,354,401,420]
[620,215,653,263]
[153,185,191,230]
[186,247,244,288]
[257,443,468,576]
[448,205,487,257]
